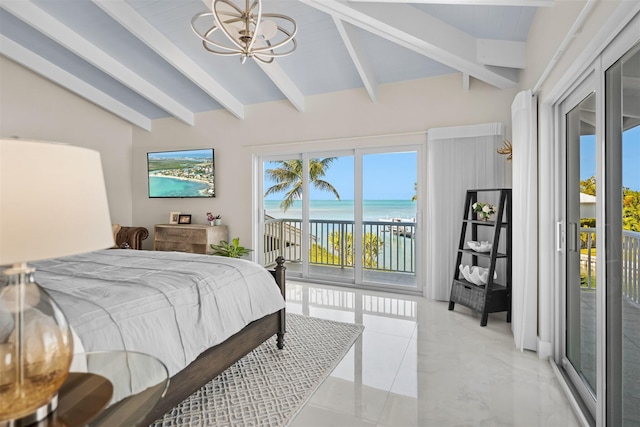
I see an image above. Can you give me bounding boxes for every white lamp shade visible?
[0,139,114,265]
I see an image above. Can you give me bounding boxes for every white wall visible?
[521,0,622,96]
[132,73,518,251]
[0,56,134,225]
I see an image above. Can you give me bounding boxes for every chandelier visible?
[191,0,297,64]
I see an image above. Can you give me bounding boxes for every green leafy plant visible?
[209,238,252,258]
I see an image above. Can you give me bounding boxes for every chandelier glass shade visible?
[191,0,297,64]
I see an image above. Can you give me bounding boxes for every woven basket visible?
[450,281,485,312]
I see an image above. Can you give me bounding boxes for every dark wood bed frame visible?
[138,256,287,426]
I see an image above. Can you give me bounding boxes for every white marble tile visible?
[377,392,420,427]
[290,403,378,427]
[297,376,390,423]
[330,330,412,392]
[362,312,417,339]
[389,338,417,398]
[286,282,581,426]
[309,306,356,324]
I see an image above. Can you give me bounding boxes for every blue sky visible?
[580,126,640,190]
[148,148,213,160]
[264,126,639,202]
[264,152,417,200]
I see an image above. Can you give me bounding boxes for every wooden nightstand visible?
[154,224,229,254]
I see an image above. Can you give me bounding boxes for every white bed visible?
[32,249,285,376]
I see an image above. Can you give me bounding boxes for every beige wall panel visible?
[0,56,134,226]
[521,0,621,96]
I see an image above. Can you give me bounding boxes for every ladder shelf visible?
[448,188,512,326]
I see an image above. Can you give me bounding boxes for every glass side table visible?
[42,351,169,427]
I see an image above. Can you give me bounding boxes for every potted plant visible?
[206,212,222,226]
[209,238,252,258]
[472,202,496,221]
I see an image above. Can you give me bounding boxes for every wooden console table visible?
[154,224,229,254]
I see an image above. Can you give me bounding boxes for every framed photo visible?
[169,211,181,224]
[178,214,192,224]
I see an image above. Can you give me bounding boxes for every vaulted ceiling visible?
[0,0,549,131]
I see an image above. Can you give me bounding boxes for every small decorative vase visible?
[209,221,214,226]
[214,219,222,226]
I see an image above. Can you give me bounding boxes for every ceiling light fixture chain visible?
[191,0,297,64]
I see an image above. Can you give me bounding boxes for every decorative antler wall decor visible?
[497,140,512,162]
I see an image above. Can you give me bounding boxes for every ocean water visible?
[264,199,416,221]
[149,176,210,197]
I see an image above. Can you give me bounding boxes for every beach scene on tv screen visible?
[148,149,215,198]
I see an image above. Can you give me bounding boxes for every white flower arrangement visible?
[471,202,496,220]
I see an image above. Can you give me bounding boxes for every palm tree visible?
[264,158,340,211]
[328,231,383,268]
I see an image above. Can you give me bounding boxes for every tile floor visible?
[286,281,581,427]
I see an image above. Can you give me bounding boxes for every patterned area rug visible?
[152,314,364,427]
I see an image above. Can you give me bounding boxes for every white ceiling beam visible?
[0,35,152,131]
[256,61,305,112]
[300,0,518,89]
[462,73,470,92]
[92,0,245,120]
[477,39,526,68]
[348,0,555,6]
[0,0,194,125]
[333,17,377,102]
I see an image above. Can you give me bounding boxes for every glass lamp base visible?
[5,394,57,427]
[0,264,73,425]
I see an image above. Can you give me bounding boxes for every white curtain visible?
[426,123,506,301]
[511,90,538,351]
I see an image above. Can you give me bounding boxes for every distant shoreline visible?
[150,173,211,186]
[149,174,213,197]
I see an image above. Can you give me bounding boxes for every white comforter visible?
[33,249,285,376]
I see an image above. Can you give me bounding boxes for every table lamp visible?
[0,139,114,424]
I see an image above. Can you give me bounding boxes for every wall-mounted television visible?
[147,148,215,198]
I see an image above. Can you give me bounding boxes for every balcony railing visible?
[580,227,640,304]
[623,230,640,304]
[264,218,416,274]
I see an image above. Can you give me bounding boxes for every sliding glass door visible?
[307,153,355,283]
[558,40,640,425]
[259,146,421,292]
[362,151,417,287]
[562,81,598,415]
[604,43,640,426]
[263,155,304,270]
